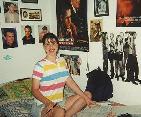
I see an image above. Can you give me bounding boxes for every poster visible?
[56,0,89,52]
[60,54,81,75]
[94,0,109,17]
[101,31,141,85]
[90,19,103,42]
[116,0,141,27]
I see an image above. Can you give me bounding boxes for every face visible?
[120,0,134,16]
[8,4,15,13]
[5,32,14,46]
[65,9,72,28]
[44,38,58,55]
[24,28,31,38]
[42,29,48,34]
[110,33,114,40]
[71,0,80,9]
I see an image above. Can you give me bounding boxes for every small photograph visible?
[94,0,109,17]
[90,19,103,42]
[20,8,42,21]
[1,28,18,49]
[3,2,19,23]
[38,25,50,43]
[60,54,81,75]
[21,25,35,45]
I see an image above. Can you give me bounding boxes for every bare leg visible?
[52,106,65,117]
[65,91,92,117]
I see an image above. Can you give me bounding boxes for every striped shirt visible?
[32,57,69,104]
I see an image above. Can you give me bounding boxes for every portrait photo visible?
[116,0,141,27]
[3,2,19,23]
[1,28,18,49]
[94,0,109,17]
[56,0,89,52]
[21,25,35,45]
[38,25,50,43]
[90,19,103,42]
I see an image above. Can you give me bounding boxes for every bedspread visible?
[1,78,141,117]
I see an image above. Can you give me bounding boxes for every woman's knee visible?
[53,107,65,117]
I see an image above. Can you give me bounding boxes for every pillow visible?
[1,78,33,100]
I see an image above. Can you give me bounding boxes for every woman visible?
[31,33,94,117]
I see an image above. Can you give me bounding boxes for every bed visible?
[0,78,141,117]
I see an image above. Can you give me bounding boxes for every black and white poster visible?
[101,31,141,85]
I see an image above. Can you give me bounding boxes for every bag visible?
[85,67,113,102]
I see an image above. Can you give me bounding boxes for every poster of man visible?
[116,0,141,27]
[56,0,89,52]
[3,2,19,23]
[90,19,103,42]
[38,25,50,43]
[1,28,18,49]
[21,25,35,45]
[94,0,109,17]
[60,54,81,75]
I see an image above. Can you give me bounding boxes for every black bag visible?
[85,67,113,102]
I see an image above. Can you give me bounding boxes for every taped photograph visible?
[20,8,42,21]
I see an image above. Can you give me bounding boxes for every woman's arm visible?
[32,78,55,107]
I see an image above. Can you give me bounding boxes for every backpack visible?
[85,67,113,102]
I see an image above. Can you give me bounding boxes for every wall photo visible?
[21,25,35,45]
[38,25,50,43]
[3,2,19,23]
[94,0,109,17]
[60,54,81,75]
[20,8,42,21]
[101,31,141,85]
[90,19,103,42]
[56,0,89,52]
[116,0,141,27]
[1,28,18,49]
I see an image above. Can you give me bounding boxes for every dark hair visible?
[4,29,14,37]
[42,33,59,45]
[24,25,32,32]
[42,26,48,30]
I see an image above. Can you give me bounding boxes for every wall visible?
[0,0,141,105]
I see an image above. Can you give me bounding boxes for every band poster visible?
[101,31,141,85]
[56,0,89,52]
[116,0,141,27]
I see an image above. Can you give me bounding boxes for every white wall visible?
[0,0,141,105]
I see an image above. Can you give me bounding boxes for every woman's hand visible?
[41,102,57,117]
[83,95,97,108]
[84,91,99,108]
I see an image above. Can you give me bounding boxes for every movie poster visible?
[116,0,141,27]
[90,19,103,42]
[56,0,89,52]
[60,54,81,75]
